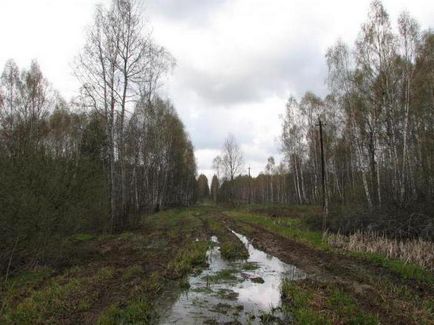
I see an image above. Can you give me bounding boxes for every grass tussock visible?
[325,231,434,271]
[166,241,208,279]
[220,242,248,260]
[97,299,158,325]
[208,217,249,260]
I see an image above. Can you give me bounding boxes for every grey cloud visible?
[177,43,327,107]
[148,0,228,24]
[188,110,257,150]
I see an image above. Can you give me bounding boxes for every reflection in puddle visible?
[160,230,306,324]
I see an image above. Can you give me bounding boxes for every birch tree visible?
[75,0,172,230]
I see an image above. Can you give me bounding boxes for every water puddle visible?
[160,231,306,324]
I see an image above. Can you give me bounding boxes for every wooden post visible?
[318,118,328,231]
[248,166,251,204]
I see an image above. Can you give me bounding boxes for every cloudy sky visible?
[0,0,433,181]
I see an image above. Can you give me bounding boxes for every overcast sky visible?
[1,0,433,181]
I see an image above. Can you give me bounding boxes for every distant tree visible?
[210,175,219,202]
[220,134,244,181]
[213,134,244,203]
[265,156,276,202]
[197,174,210,201]
[212,155,223,180]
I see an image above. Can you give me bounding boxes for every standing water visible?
[160,231,305,324]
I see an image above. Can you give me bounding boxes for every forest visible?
[0,0,197,277]
[0,0,433,324]
[214,2,434,240]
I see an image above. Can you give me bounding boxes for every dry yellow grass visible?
[325,231,434,271]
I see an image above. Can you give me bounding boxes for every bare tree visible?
[221,134,244,181]
[74,0,173,230]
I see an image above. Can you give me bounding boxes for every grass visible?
[353,251,434,284]
[228,205,434,323]
[2,266,115,324]
[242,262,259,270]
[166,240,208,279]
[97,299,158,325]
[281,278,380,325]
[225,210,328,249]
[215,288,239,300]
[208,217,249,260]
[3,205,432,323]
[121,265,145,281]
[69,233,96,242]
[325,231,434,271]
[227,207,434,284]
[205,268,239,283]
[281,278,328,324]
[220,242,248,260]
[327,288,379,324]
[1,206,213,324]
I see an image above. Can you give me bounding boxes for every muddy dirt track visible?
[221,212,434,324]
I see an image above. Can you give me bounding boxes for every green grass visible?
[208,217,249,260]
[281,279,379,325]
[205,268,239,283]
[2,267,115,324]
[1,207,214,324]
[353,252,434,285]
[121,265,144,282]
[69,233,96,242]
[2,266,54,291]
[167,240,209,279]
[97,299,158,325]
[242,262,259,271]
[281,279,328,324]
[225,210,328,249]
[327,288,379,324]
[220,241,249,260]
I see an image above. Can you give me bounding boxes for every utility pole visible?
[317,118,328,231]
[248,166,251,204]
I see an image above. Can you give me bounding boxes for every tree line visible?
[213,1,433,238]
[0,0,197,275]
